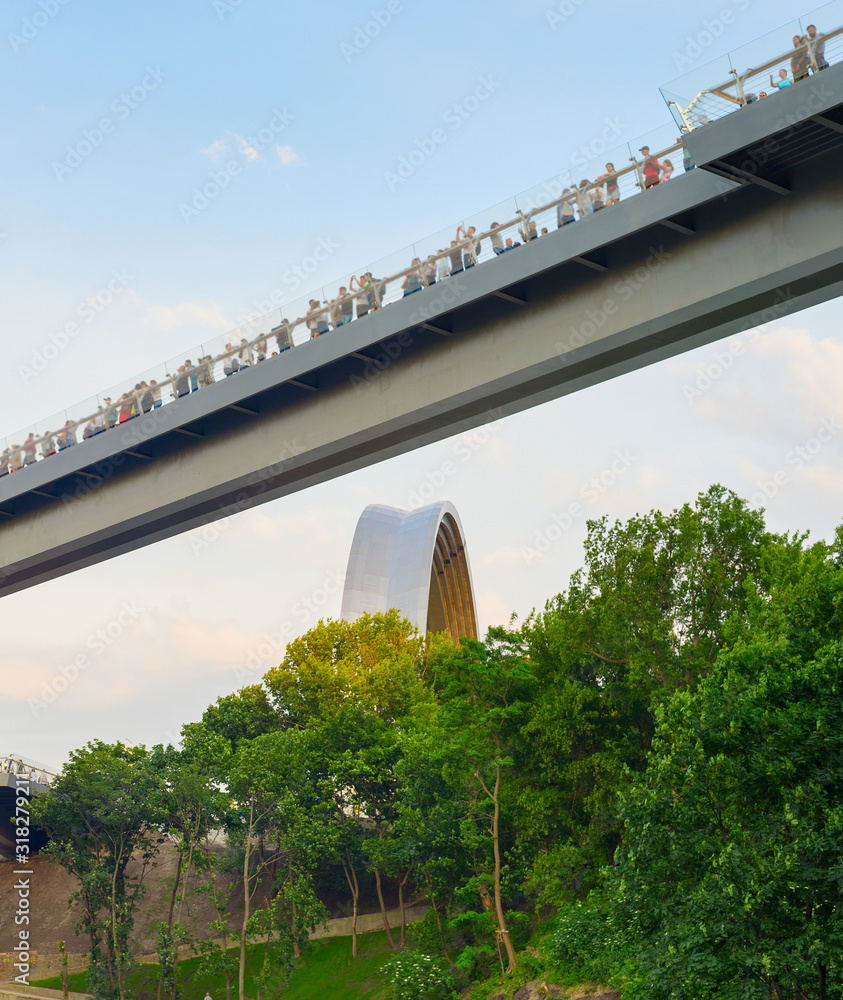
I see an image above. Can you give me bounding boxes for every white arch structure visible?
[341,502,478,642]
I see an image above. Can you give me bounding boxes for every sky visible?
[2,0,842,769]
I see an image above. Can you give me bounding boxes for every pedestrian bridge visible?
[1,60,843,597]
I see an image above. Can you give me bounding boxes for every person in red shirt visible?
[640,146,661,189]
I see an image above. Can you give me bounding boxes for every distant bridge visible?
[0,757,53,861]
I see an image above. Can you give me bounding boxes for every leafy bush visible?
[551,897,615,983]
[386,949,457,1000]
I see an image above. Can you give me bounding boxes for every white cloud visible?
[476,590,513,629]
[479,546,527,570]
[125,290,233,334]
[201,138,229,161]
[673,325,843,444]
[276,144,304,166]
[235,134,261,162]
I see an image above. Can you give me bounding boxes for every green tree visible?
[227,727,329,999]
[31,742,164,1000]
[183,685,278,759]
[519,486,769,896]
[608,531,843,999]
[264,610,428,727]
[433,626,537,972]
[150,737,231,1000]
[263,611,433,958]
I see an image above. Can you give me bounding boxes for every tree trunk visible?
[398,870,410,948]
[374,867,396,949]
[430,895,455,967]
[342,851,359,959]
[176,836,197,925]
[157,855,183,1000]
[491,741,517,972]
[111,839,126,1000]
[288,853,301,959]
[239,799,254,1000]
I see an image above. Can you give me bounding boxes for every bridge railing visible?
[1,755,56,786]
[661,0,843,130]
[1,121,688,475]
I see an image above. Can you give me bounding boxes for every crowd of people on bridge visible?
[732,22,830,100]
[0,156,680,477]
[0,20,837,479]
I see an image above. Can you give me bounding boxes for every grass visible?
[31,930,395,1000]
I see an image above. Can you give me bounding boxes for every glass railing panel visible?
[730,18,809,97]
[362,243,417,309]
[660,54,736,128]
[801,0,843,67]
[411,221,464,285]
[465,198,524,259]
[515,170,574,235]
[279,293,317,346]
[628,125,687,189]
[661,7,843,126]
[317,273,360,334]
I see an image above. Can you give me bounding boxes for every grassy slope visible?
[31,931,395,1000]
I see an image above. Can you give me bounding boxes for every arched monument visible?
[341,501,478,642]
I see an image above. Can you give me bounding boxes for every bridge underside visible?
[2,66,843,596]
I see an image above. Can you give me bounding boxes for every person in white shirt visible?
[238,339,254,368]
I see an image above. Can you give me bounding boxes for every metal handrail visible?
[677,23,843,125]
[1,755,56,784]
[2,139,685,469]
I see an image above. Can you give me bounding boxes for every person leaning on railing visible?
[402,259,423,297]
[791,35,809,81]
[349,274,370,318]
[223,343,239,376]
[769,67,791,89]
[806,24,829,70]
[556,190,576,228]
[596,163,621,205]
[238,338,254,368]
[640,146,661,188]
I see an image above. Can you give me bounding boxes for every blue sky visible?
[3,0,842,765]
